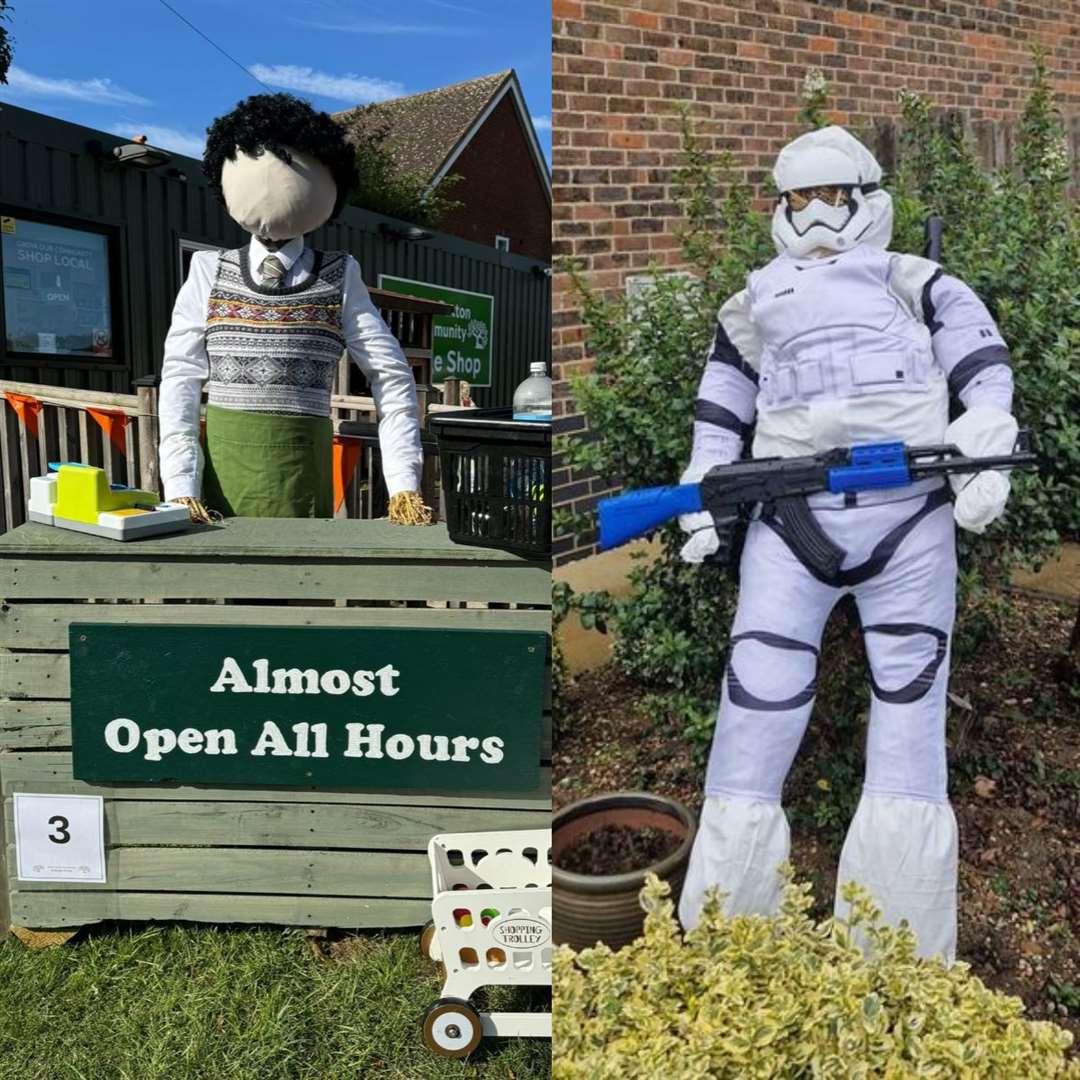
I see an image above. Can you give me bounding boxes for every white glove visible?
[944,406,1019,534]
[679,510,720,563]
[678,457,732,564]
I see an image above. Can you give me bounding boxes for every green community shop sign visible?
[379,275,494,386]
[70,624,545,792]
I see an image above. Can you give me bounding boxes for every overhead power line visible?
[155,0,273,93]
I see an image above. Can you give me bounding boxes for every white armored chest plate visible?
[748,246,935,412]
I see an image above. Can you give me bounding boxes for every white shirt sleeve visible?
[158,250,216,500]
[341,255,423,497]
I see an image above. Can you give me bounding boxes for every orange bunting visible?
[332,434,363,512]
[4,392,43,439]
[86,407,130,455]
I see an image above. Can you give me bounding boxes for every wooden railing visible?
[0,378,447,534]
[0,380,149,534]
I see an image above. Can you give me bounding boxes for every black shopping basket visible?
[428,408,551,560]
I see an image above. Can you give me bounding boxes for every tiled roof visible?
[334,70,513,183]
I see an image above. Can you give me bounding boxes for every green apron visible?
[202,405,333,518]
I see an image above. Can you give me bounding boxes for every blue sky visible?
[0,0,551,163]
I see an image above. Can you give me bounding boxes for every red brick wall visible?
[552,0,1080,563]
[438,93,552,263]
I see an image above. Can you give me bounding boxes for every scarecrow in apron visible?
[159,93,430,525]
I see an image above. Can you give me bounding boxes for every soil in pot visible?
[555,823,682,876]
[553,794,696,951]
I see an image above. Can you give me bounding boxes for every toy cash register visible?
[27,463,192,540]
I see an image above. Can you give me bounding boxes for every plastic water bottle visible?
[513,362,552,422]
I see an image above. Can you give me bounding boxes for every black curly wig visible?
[203,93,357,220]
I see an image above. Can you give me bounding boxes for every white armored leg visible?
[835,794,958,964]
[681,521,837,930]
[678,796,790,929]
[841,495,959,963]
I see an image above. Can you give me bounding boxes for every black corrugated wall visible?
[0,103,550,406]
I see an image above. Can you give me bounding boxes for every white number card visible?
[13,793,106,883]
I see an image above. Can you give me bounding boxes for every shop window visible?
[1,214,114,360]
[177,238,219,288]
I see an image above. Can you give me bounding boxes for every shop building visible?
[0,101,550,407]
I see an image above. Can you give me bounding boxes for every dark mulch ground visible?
[554,593,1080,1045]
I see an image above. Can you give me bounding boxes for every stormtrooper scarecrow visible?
[160,94,429,524]
[676,127,1018,963]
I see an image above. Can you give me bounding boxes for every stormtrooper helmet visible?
[771,126,894,257]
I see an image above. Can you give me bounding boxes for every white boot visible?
[678,795,790,930]
[835,793,958,964]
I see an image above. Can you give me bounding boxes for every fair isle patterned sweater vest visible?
[205,247,347,416]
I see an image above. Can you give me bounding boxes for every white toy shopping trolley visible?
[420,828,552,1058]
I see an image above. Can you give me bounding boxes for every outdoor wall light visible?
[379,223,432,243]
[87,137,173,170]
[112,141,172,169]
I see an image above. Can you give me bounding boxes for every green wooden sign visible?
[70,624,545,792]
[379,274,494,386]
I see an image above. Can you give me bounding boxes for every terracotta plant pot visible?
[552,791,696,951]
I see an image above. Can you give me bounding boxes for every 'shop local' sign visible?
[70,625,546,792]
[379,275,494,387]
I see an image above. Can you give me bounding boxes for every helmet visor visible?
[785,185,852,212]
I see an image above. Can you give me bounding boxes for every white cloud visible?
[249,64,404,104]
[422,0,482,12]
[532,115,551,132]
[290,18,477,37]
[108,123,205,159]
[2,66,151,106]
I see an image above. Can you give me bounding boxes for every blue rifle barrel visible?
[597,482,703,551]
[811,433,1036,494]
[825,442,911,493]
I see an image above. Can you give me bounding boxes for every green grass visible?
[0,926,550,1079]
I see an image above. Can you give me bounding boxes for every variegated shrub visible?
[554,872,1079,1079]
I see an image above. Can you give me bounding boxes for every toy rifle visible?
[924,214,944,262]
[596,432,1038,574]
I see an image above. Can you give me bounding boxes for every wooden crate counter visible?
[0,519,551,937]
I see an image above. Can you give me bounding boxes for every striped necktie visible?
[258,254,285,286]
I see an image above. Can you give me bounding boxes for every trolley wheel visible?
[422,997,483,1059]
[419,921,446,979]
[419,920,437,960]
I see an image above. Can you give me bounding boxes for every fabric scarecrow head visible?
[203,93,357,243]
